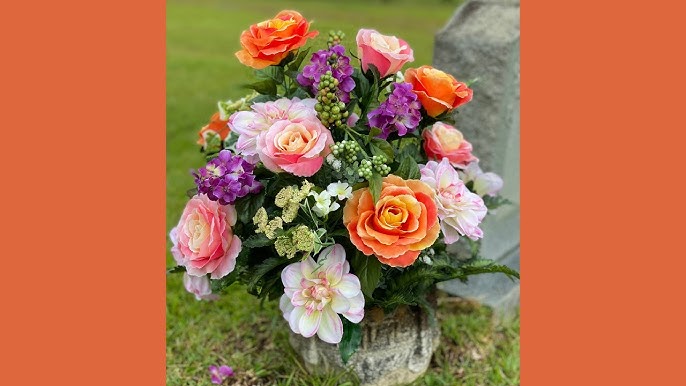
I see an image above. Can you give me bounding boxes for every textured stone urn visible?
[289,305,440,386]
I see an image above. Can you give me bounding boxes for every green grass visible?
[166,0,519,384]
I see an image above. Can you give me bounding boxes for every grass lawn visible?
[166,0,520,384]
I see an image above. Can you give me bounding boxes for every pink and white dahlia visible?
[279,244,364,344]
[228,97,319,164]
[420,158,487,243]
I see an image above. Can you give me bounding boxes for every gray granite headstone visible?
[432,0,520,319]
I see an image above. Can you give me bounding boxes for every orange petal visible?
[376,249,421,268]
[408,221,440,251]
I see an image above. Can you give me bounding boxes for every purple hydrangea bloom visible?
[209,365,234,384]
[193,150,262,205]
[367,82,422,139]
[298,45,355,103]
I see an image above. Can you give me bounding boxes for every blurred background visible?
[167,1,519,385]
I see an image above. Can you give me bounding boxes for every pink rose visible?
[422,122,478,169]
[170,194,242,279]
[229,98,318,164]
[183,273,219,301]
[356,29,414,78]
[256,117,334,177]
[420,158,487,243]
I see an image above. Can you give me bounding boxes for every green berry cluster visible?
[327,30,345,48]
[358,155,391,179]
[331,140,360,163]
[371,154,392,175]
[314,72,350,130]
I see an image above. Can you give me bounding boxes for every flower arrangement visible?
[168,10,518,363]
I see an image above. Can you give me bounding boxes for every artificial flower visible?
[170,195,242,279]
[229,97,319,164]
[343,175,440,267]
[420,158,487,243]
[279,244,364,343]
[235,10,318,69]
[298,44,355,103]
[309,190,340,217]
[356,29,414,78]
[193,150,262,205]
[404,65,473,117]
[460,162,504,197]
[422,122,478,169]
[326,181,353,200]
[183,273,219,301]
[197,112,230,150]
[209,365,234,384]
[367,82,421,139]
[256,116,334,177]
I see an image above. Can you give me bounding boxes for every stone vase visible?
[288,305,440,386]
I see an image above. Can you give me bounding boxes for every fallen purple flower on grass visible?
[209,365,234,384]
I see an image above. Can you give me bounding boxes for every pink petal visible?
[335,274,361,298]
[317,307,344,344]
[298,309,322,338]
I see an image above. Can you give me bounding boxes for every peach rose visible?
[404,65,473,117]
[169,195,241,279]
[343,175,440,267]
[235,10,318,69]
[356,29,414,78]
[422,122,478,169]
[256,117,333,177]
[197,112,230,148]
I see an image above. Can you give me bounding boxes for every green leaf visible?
[350,252,382,299]
[255,66,285,84]
[234,193,266,225]
[166,265,186,274]
[395,156,420,180]
[339,319,362,365]
[242,234,274,248]
[367,127,382,140]
[369,138,394,162]
[247,257,290,294]
[185,187,198,199]
[483,195,513,211]
[367,172,383,202]
[243,79,277,96]
[210,269,239,292]
[287,48,311,73]
[460,260,520,281]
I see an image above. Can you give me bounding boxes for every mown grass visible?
[166,0,519,384]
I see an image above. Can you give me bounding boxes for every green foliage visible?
[367,172,383,202]
[339,319,362,365]
[166,265,186,274]
[247,256,290,297]
[242,233,274,248]
[234,192,266,225]
[210,269,240,292]
[395,155,421,180]
[350,252,382,299]
[483,195,513,211]
[243,78,277,96]
[369,138,394,162]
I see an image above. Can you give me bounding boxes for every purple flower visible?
[193,150,262,205]
[367,82,421,139]
[298,45,355,103]
[209,365,234,384]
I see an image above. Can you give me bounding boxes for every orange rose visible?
[235,10,318,69]
[197,112,230,147]
[404,65,473,117]
[343,175,440,267]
